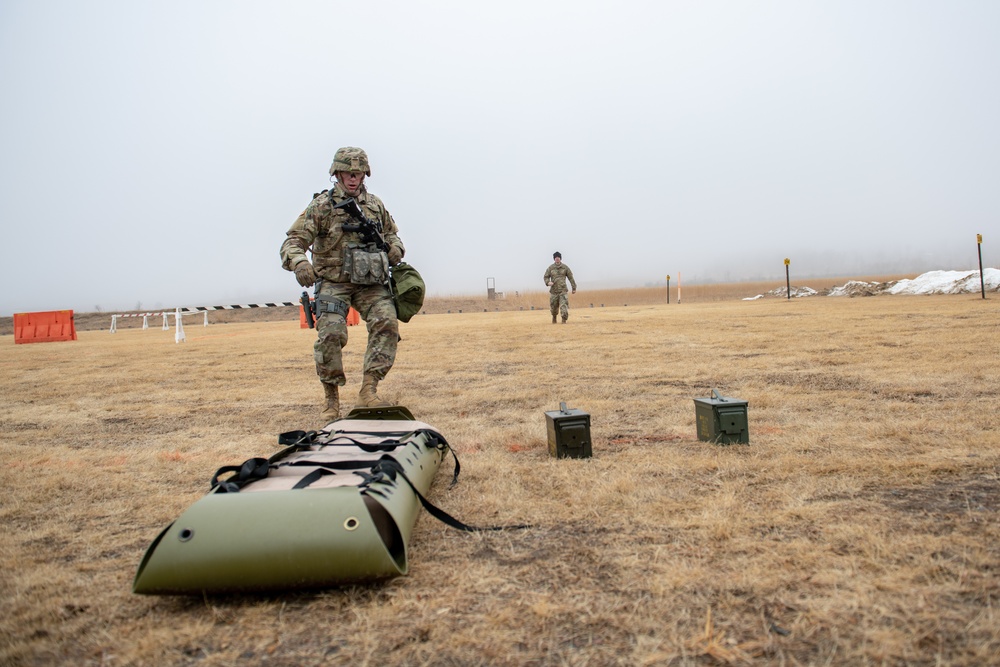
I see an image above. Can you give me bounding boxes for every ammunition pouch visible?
[342,245,389,285]
[314,294,350,320]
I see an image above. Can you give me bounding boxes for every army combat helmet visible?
[330,146,371,177]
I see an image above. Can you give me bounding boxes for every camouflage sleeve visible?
[567,266,577,290]
[381,208,404,259]
[543,266,552,285]
[280,204,318,271]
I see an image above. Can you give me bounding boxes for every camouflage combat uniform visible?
[280,182,404,387]
[544,261,576,322]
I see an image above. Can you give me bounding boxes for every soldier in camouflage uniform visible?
[543,251,577,324]
[280,147,405,423]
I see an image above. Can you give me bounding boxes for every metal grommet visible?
[178,528,195,542]
[344,517,360,531]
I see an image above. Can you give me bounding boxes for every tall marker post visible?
[677,272,681,304]
[666,275,670,304]
[784,258,791,300]
[977,234,985,299]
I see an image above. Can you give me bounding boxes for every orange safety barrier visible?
[300,302,360,328]
[14,310,78,344]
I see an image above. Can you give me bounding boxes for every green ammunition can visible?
[694,389,749,445]
[545,402,592,459]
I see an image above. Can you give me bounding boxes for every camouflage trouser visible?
[549,292,569,321]
[314,282,398,386]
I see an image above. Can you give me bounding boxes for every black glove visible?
[294,261,317,287]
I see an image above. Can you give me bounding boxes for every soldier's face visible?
[336,171,365,195]
[554,257,562,264]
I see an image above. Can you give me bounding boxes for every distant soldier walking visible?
[280,147,405,423]
[544,251,577,324]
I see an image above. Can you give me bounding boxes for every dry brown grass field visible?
[0,273,920,335]
[1,284,998,666]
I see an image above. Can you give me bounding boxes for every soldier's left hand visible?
[294,261,317,287]
[388,246,403,266]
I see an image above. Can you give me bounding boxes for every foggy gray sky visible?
[1,0,997,315]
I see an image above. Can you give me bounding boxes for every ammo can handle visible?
[711,389,724,401]
[559,401,568,413]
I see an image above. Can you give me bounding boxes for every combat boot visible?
[357,374,391,408]
[320,382,340,424]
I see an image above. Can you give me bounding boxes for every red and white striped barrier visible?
[178,302,297,313]
[110,301,299,342]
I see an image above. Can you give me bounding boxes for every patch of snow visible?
[744,268,999,300]
[886,269,1000,295]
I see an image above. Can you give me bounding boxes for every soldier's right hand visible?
[294,261,317,287]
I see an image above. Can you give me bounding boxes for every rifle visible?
[332,197,396,302]
[333,198,390,253]
[300,291,316,328]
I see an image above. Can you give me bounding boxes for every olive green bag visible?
[391,262,425,323]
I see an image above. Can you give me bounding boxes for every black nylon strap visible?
[423,431,461,487]
[210,457,271,493]
[368,458,529,533]
[277,430,320,446]
[319,436,409,452]
[279,459,381,469]
[273,427,461,490]
[315,294,350,318]
[292,468,331,490]
[324,429,412,438]
[317,430,457,472]
[289,458,396,489]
